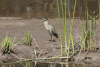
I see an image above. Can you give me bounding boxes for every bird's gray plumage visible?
[38,18,58,41]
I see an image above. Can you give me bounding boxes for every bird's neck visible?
[44,21,49,30]
[44,21,49,25]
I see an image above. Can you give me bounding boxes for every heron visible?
[38,18,58,42]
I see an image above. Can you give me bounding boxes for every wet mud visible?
[0,17,100,66]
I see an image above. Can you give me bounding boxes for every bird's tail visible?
[53,33,58,38]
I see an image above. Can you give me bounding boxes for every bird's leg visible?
[52,36,53,41]
[51,35,52,42]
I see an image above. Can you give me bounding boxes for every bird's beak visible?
[38,18,45,20]
[38,18,43,20]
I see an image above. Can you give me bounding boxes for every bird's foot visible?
[49,40,56,42]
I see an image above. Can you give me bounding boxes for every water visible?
[0,61,87,67]
[0,0,99,19]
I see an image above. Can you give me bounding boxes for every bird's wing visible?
[49,25,58,38]
[49,25,56,33]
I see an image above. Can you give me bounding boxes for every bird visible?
[38,18,58,42]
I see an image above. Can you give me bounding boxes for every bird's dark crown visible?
[38,18,48,21]
[44,18,48,21]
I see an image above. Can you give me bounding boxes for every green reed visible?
[61,0,67,52]
[89,20,92,50]
[57,0,63,56]
[61,0,68,53]
[85,0,88,31]
[25,30,32,46]
[94,32,96,51]
[94,1,96,29]
[67,0,77,56]
[92,0,96,29]
[57,0,77,57]
[71,0,77,53]
[64,0,68,53]
[99,0,100,23]
[80,22,86,51]
[91,0,96,29]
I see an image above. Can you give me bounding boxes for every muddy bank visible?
[0,17,100,66]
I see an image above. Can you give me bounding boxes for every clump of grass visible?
[25,30,32,46]
[80,20,94,52]
[85,30,92,51]
[2,34,15,54]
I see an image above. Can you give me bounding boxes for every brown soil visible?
[0,17,100,66]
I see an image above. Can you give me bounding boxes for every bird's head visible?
[38,18,49,21]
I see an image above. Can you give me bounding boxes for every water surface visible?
[0,0,99,19]
[0,61,88,67]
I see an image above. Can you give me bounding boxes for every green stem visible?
[57,0,63,56]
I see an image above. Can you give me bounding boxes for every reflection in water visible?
[14,5,20,17]
[26,6,32,18]
[0,61,87,67]
[0,0,99,19]
[48,63,57,67]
